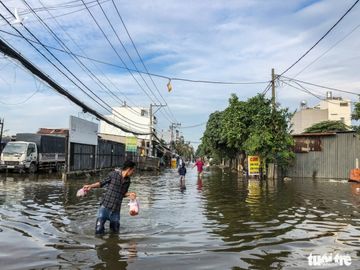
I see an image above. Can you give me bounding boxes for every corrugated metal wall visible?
[70,140,125,172]
[286,133,360,179]
[96,140,125,169]
[70,143,95,171]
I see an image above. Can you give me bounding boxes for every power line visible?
[170,77,269,85]
[15,1,147,131]
[261,81,272,95]
[0,4,148,134]
[0,0,110,27]
[0,29,149,120]
[0,30,270,87]
[280,0,360,76]
[96,0,163,104]
[80,0,159,105]
[0,37,151,135]
[34,0,148,124]
[293,21,360,78]
[110,0,178,123]
[0,88,40,105]
[179,122,207,129]
[279,75,359,96]
[280,80,353,105]
[93,0,177,124]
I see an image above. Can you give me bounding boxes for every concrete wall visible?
[291,109,328,134]
[291,98,352,134]
[319,99,352,126]
[286,132,360,179]
[99,106,157,141]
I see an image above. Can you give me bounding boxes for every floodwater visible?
[1,168,360,270]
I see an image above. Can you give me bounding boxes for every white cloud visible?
[1,0,360,147]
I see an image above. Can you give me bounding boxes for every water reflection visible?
[93,236,129,270]
[197,175,203,191]
[1,169,360,269]
[201,170,360,268]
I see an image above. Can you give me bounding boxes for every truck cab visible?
[0,141,38,172]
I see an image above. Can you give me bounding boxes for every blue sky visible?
[0,0,360,149]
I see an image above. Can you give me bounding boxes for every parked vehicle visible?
[0,133,66,173]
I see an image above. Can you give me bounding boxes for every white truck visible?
[0,133,66,173]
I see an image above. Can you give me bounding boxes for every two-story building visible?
[291,92,351,134]
[99,105,157,156]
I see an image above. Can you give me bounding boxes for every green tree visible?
[304,120,350,133]
[201,111,236,161]
[221,94,248,152]
[200,93,295,171]
[242,95,294,168]
[352,102,360,121]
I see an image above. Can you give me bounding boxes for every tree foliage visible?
[304,120,349,133]
[174,139,194,160]
[198,111,236,160]
[353,102,360,121]
[200,94,294,168]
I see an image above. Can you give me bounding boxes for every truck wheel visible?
[29,163,37,173]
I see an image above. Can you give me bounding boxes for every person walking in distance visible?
[193,157,204,177]
[178,162,187,189]
[82,160,136,234]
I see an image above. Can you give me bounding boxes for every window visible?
[340,117,345,123]
[340,102,348,107]
[27,144,36,156]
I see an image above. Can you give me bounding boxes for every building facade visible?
[99,106,157,156]
[286,132,360,179]
[291,92,351,134]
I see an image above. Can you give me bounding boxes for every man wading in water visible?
[83,160,136,234]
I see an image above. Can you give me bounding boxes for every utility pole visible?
[271,68,276,109]
[169,122,181,151]
[0,118,3,152]
[149,104,166,157]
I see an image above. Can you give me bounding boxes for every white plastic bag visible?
[128,198,139,216]
[76,187,88,198]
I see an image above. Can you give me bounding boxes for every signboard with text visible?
[248,155,261,176]
[69,116,98,145]
[125,137,137,152]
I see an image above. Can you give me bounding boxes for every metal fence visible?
[68,139,161,172]
[96,139,125,169]
[69,139,126,172]
[69,143,95,171]
[286,132,360,179]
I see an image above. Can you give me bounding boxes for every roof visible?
[292,130,356,137]
[37,128,68,136]
[292,132,336,137]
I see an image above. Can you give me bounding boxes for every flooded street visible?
[1,168,360,269]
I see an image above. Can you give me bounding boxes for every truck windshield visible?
[3,143,27,154]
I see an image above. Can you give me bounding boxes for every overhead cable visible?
[293,21,360,78]
[279,75,359,96]
[4,2,147,131]
[179,122,207,129]
[280,0,360,76]
[0,38,151,135]
[110,0,178,122]
[0,5,148,134]
[80,0,159,105]
[281,80,353,105]
[0,30,269,87]
[0,0,110,27]
[33,0,148,125]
